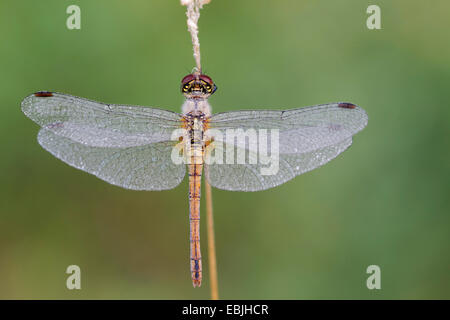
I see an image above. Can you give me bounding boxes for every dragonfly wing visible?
[205,103,367,191]
[38,128,185,190]
[209,103,367,154]
[22,92,183,148]
[205,138,352,191]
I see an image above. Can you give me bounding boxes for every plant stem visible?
[205,180,219,299]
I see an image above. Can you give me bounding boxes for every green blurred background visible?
[0,0,449,299]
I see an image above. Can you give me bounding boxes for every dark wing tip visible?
[34,91,53,97]
[338,102,357,109]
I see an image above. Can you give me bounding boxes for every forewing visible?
[209,103,367,153]
[38,129,185,191]
[205,103,367,191]
[22,92,182,147]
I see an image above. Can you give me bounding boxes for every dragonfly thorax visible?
[182,97,212,116]
[184,111,208,134]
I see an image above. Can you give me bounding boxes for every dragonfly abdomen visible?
[188,162,203,287]
[185,111,207,287]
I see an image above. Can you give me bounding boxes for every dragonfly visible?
[21,73,368,287]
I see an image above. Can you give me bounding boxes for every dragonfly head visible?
[181,73,217,98]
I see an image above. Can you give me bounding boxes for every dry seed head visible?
[181,0,211,73]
